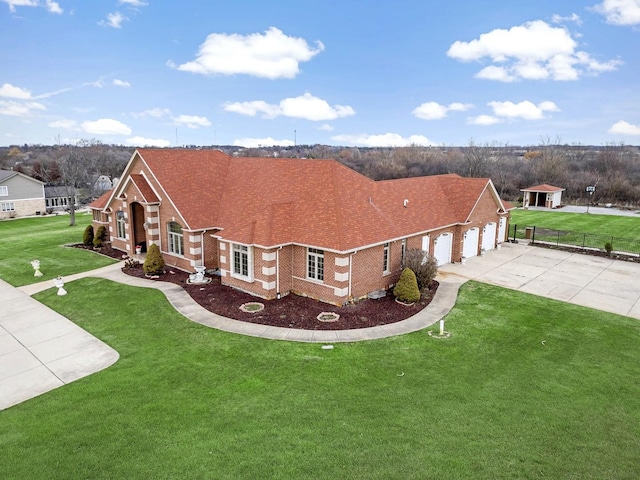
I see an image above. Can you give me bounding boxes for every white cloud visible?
[317,124,334,131]
[0,83,32,99]
[48,119,78,129]
[2,0,38,12]
[233,137,295,148]
[45,0,62,14]
[131,107,171,119]
[609,120,640,135]
[126,136,171,147]
[447,20,621,81]
[412,101,473,120]
[119,0,148,6]
[488,100,559,120]
[113,79,131,88]
[551,13,582,25]
[330,133,435,147]
[0,100,45,116]
[593,0,640,25]
[99,11,128,28]
[173,114,211,129]
[82,118,132,135]
[224,93,354,121]
[467,115,501,126]
[172,27,324,79]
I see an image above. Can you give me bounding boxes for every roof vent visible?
[403,199,409,208]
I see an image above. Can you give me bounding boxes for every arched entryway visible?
[131,202,147,252]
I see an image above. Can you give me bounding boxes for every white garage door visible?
[498,217,506,244]
[434,232,452,266]
[462,227,479,259]
[482,222,497,252]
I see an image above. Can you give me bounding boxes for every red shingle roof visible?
[129,149,504,252]
[521,184,565,192]
[88,189,112,210]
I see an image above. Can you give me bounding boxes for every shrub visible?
[402,248,438,290]
[393,268,420,303]
[604,242,613,254]
[143,243,165,275]
[93,225,107,248]
[82,225,94,246]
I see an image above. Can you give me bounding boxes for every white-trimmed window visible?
[383,242,390,273]
[0,186,7,196]
[401,239,407,262]
[116,211,126,238]
[232,243,253,279]
[1,202,15,211]
[168,221,184,256]
[308,248,324,281]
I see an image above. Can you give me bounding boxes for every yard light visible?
[31,259,43,277]
[586,185,596,214]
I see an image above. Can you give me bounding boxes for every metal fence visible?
[509,224,640,256]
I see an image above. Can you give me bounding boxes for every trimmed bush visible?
[393,267,421,303]
[93,225,107,248]
[402,248,438,290]
[604,242,613,255]
[143,243,165,275]
[82,225,94,246]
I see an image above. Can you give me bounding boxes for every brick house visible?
[89,149,510,305]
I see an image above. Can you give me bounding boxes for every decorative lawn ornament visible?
[31,259,43,277]
[53,276,67,296]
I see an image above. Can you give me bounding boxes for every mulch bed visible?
[75,244,438,331]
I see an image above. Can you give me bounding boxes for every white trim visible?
[189,235,201,243]
[334,287,349,297]
[231,243,254,282]
[335,256,349,267]
[261,280,276,290]
[220,255,227,264]
[189,247,202,255]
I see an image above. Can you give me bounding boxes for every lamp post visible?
[586,185,596,213]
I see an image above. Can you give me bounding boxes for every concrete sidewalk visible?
[0,277,119,411]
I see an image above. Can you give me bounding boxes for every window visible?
[308,248,324,281]
[1,202,15,211]
[401,239,407,262]
[116,211,126,238]
[0,186,7,196]
[383,243,390,273]
[168,221,184,256]
[233,244,250,277]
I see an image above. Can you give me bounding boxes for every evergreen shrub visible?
[143,243,165,275]
[93,225,107,248]
[393,267,421,303]
[83,225,94,246]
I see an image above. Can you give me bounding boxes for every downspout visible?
[276,246,283,299]
[200,232,205,267]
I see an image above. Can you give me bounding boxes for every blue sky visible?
[1,0,639,148]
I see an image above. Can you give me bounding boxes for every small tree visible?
[393,268,421,303]
[143,243,165,275]
[82,225,94,246]
[93,225,107,248]
[402,248,438,290]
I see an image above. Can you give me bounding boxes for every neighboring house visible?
[521,184,565,209]
[0,170,45,219]
[44,186,80,213]
[89,149,511,305]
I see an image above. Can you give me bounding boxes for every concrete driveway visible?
[439,242,640,319]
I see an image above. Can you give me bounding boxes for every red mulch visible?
[78,244,438,331]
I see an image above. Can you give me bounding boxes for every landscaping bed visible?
[122,262,438,330]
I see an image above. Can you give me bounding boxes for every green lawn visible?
[510,209,640,238]
[0,214,116,287]
[1,279,639,479]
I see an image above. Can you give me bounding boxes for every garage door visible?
[433,232,452,266]
[498,217,506,244]
[462,227,479,259]
[482,222,497,252]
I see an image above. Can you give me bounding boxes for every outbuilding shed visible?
[521,184,565,209]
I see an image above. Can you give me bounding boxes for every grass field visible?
[1,279,639,479]
[0,214,116,287]
[510,209,640,238]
